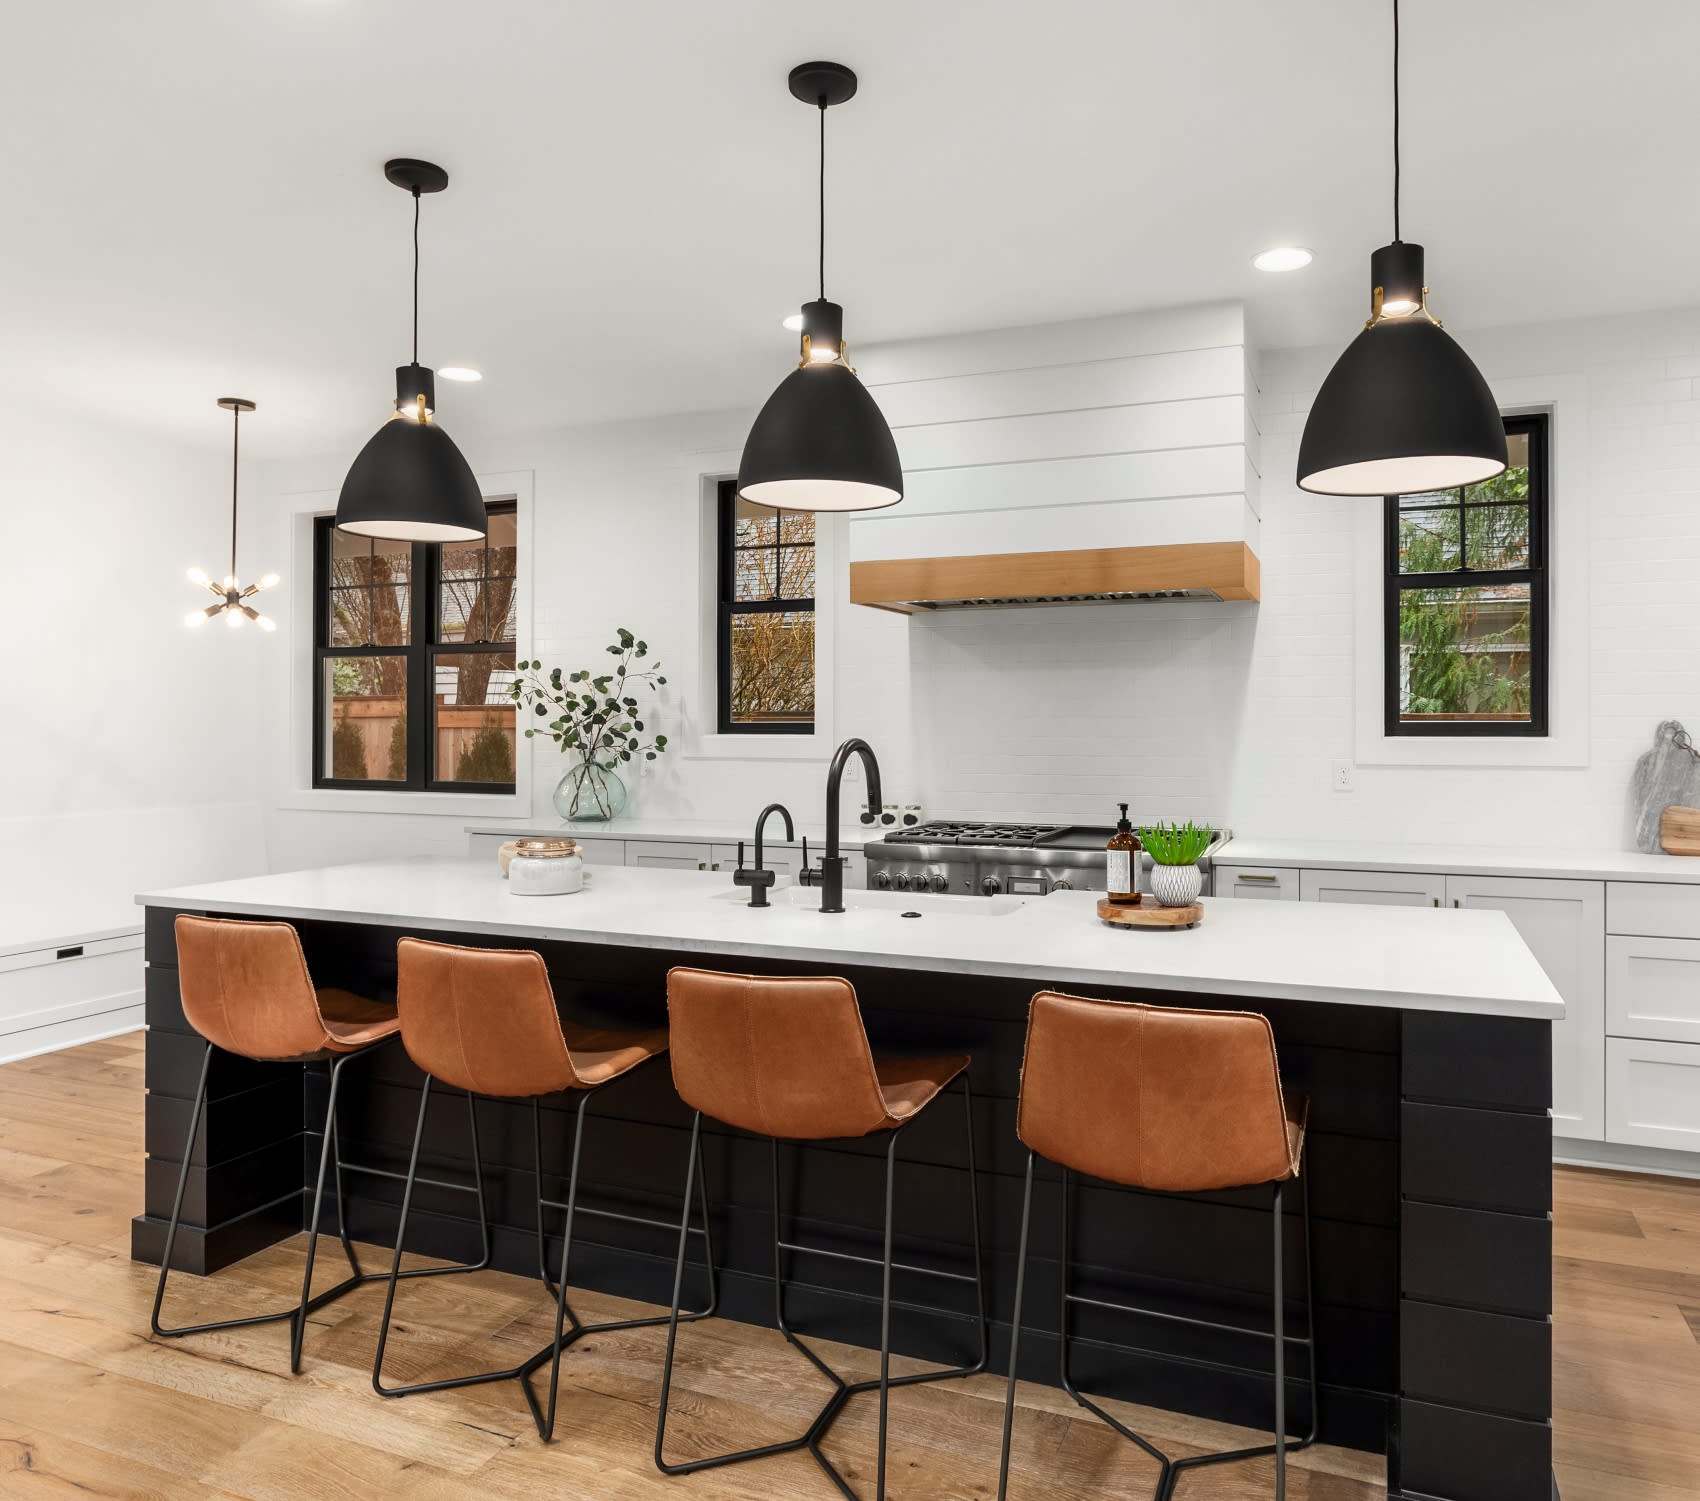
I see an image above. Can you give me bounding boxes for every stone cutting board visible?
[1631,720,1700,852]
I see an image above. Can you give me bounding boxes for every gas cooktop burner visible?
[882,820,1069,848]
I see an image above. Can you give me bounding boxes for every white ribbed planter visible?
[1149,862,1203,907]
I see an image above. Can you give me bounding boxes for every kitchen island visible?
[134,858,1563,1501]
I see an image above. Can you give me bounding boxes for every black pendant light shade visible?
[337,367,484,540]
[739,358,903,512]
[1296,2,1507,498]
[736,63,903,514]
[334,159,485,542]
[1296,249,1508,497]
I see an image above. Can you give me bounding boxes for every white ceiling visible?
[4,1,1695,458]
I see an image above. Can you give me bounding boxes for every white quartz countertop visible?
[138,857,1563,1021]
[464,816,875,851]
[1217,836,1700,884]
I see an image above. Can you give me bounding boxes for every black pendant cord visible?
[817,98,827,301]
[228,404,241,584]
[1392,0,1401,243]
[411,189,421,365]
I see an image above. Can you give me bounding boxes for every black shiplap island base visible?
[133,858,1564,1501]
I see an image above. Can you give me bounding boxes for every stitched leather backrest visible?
[1017,991,1293,1192]
[395,937,577,1098]
[174,915,330,1061]
[666,967,892,1140]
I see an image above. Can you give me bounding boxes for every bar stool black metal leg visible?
[525,1087,589,1442]
[290,1048,354,1371]
[996,1150,1037,1501]
[150,1042,296,1340]
[659,1083,987,1501]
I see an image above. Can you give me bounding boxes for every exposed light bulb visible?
[222,575,238,592]
[256,572,281,592]
[807,344,840,364]
[187,566,210,587]
[226,609,245,629]
[1380,297,1421,318]
[255,614,277,632]
[185,610,208,628]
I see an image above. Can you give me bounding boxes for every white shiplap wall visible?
[848,303,1259,566]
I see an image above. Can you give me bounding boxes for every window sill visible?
[277,787,532,817]
[687,733,832,763]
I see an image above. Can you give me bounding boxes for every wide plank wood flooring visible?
[0,1032,1693,1499]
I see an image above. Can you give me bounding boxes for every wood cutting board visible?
[1659,805,1700,856]
[1097,896,1203,930]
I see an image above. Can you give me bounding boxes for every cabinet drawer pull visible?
[1236,874,1279,884]
[1432,897,1440,907]
[698,862,706,870]
[56,945,84,960]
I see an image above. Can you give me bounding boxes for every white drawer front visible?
[1606,1036,1700,1152]
[0,942,144,1051]
[1216,865,1298,901]
[1607,881,1700,939]
[625,840,714,871]
[1300,867,1447,907]
[1607,935,1700,1045]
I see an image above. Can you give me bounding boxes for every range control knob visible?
[1052,877,1073,892]
[928,872,950,894]
[981,875,1003,896]
[895,872,913,892]
[874,870,892,890]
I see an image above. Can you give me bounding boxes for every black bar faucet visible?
[734,803,794,908]
[798,738,882,913]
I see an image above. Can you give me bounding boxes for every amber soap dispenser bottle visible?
[1106,804,1141,905]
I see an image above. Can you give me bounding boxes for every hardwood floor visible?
[0,1033,1694,1500]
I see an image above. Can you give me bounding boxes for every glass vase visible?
[552,761,627,822]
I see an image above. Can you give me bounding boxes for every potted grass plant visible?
[1139,821,1212,907]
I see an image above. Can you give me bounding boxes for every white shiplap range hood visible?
[847,304,1261,612]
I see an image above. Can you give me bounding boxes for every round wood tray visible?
[1097,896,1203,930]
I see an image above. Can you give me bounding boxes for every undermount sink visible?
[713,883,1024,918]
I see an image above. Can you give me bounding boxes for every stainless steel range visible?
[865,820,1232,898]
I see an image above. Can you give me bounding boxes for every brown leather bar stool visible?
[654,967,988,1501]
[997,992,1318,1501]
[373,937,717,1441]
[151,915,490,1372]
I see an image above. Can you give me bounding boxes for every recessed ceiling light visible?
[781,313,804,332]
[439,366,483,382]
[1253,246,1313,273]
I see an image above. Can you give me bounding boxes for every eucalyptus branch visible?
[510,628,670,772]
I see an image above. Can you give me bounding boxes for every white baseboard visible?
[0,1005,144,1065]
[1554,1135,1700,1182]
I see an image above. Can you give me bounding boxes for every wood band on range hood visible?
[849,541,1260,613]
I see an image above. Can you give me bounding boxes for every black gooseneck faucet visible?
[799,737,882,914]
[734,803,795,908]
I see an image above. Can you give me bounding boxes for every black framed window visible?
[715,479,815,734]
[313,501,518,789]
[1385,415,1548,736]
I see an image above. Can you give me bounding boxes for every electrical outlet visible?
[1331,761,1356,793]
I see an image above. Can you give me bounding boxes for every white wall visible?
[249,300,1700,865]
[909,305,1700,845]
[0,393,267,911]
[251,410,914,869]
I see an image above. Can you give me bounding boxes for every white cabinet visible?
[1447,874,1606,1142]
[625,840,717,871]
[1607,936,1700,1046]
[1215,865,1299,901]
[711,843,799,880]
[1607,881,1700,940]
[1300,867,1447,907]
[1605,1037,1700,1152]
[0,933,143,1063]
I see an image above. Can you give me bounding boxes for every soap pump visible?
[1106,803,1141,905]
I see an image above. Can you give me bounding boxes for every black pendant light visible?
[186,397,279,631]
[1296,0,1507,497]
[737,63,903,514]
[335,159,485,542]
